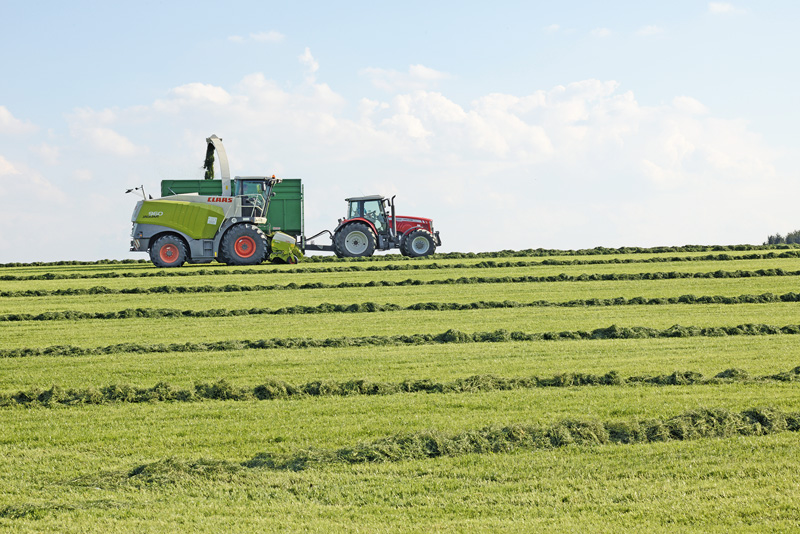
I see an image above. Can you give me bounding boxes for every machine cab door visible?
[349,199,388,234]
[235,179,270,217]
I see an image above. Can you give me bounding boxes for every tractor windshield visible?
[362,199,387,233]
[348,199,387,233]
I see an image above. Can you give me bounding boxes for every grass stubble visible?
[1,246,799,532]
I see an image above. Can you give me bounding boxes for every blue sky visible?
[1,1,797,261]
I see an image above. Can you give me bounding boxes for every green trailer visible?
[160,178,304,240]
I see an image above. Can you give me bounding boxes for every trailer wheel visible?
[150,235,188,268]
[401,229,436,257]
[334,222,376,258]
[221,224,268,265]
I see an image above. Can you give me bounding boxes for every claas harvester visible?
[129,135,441,267]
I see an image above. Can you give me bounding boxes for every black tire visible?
[401,229,436,257]
[220,224,268,265]
[334,222,376,258]
[150,235,188,268]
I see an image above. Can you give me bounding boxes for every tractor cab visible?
[346,195,391,235]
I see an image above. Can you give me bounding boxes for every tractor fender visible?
[400,225,427,239]
[333,217,378,237]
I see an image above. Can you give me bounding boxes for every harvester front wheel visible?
[334,223,376,258]
[150,235,188,268]
[401,229,436,257]
[221,224,269,265]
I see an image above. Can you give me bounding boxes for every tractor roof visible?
[345,195,385,202]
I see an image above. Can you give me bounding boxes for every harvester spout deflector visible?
[205,134,232,197]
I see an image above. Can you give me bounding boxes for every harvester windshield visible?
[236,178,276,218]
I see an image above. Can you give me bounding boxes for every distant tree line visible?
[765,230,800,245]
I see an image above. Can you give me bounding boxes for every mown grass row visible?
[4,243,796,268]
[5,268,800,297]
[5,253,800,281]
[4,366,798,408]
[5,324,800,359]
[66,407,800,479]
[3,292,799,323]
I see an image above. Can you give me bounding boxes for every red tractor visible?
[305,195,441,258]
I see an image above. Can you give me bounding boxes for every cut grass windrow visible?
[69,407,800,479]
[4,268,800,297]
[4,253,800,282]
[4,292,800,322]
[3,243,796,268]
[4,367,798,408]
[5,323,800,359]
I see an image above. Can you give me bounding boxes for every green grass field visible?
[1,246,799,532]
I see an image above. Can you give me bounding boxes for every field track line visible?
[4,366,797,407]
[4,268,800,297]
[3,292,800,322]
[63,406,800,480]
[3,251,800,281]
[4,323,800,358]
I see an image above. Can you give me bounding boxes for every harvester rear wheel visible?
[150,235,188,268]
[401,229,436,257]
[334,222,376,258]
[221,224,268,265]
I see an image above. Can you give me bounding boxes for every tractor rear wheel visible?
[221,224,269,265]
[334,222,376,258]
[401,229,436,257]
[150,235,188,268]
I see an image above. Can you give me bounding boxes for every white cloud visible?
[66,108,148,157]
[251,31,284,42]
[299,47,319,73]
[30,143,60,165]
[636,25,664,36]
[0,154,20,175]
[152,83,233,114]
[0,106,37,135]
[672,96,708,115]
[590,27,612,38]
[84,127,143,156]
[709,2,746,15]
[299,47,319,83]
[170,83,232,105]
[362,64,451,92]
[544,24,560,34]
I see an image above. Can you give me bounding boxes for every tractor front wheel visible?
[221,224,269,265]
[150,235,188,268]
[334,223,376,258]
[401,229,436,257]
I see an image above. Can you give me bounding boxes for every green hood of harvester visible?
[135,200,224,240]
